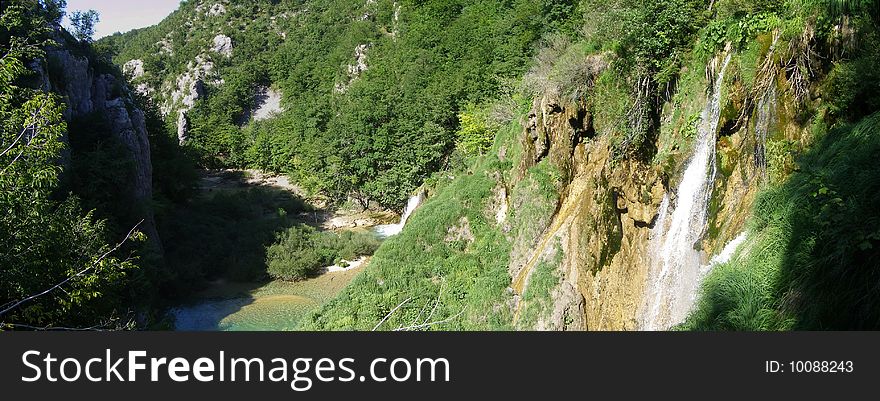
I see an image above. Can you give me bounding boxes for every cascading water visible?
[374,191,426,237]
[639,52,732,330]
[699,231,747,276]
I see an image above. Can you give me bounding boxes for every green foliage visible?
[820,18,880,121]
[302,111,568,330]
[684,113,880,330]
[266,225,380,281]
[454,104,495,156]
[1,1,137,328]
[515,243,563,329]
[158,183,309,292]
[302,155,514,330]
[68,9,99,43]
[765,138,798,184]
[106,0,579,208]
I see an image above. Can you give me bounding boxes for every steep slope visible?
[28,31,161,250]
[103,0,579,209]
[304,0,880,330]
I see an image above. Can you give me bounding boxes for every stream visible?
[169,173,425,331]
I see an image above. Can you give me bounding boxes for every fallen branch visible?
[393,309,465,332]
[372,297,412,331]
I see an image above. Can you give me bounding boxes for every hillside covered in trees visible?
[2,0,879,331]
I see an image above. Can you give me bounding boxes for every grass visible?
[683,112,880,330]
[300,165,514,330]
[301,115,566,330]
[516,242,563,329]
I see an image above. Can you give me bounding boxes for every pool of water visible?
[170,264,365,331]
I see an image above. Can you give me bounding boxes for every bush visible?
[266,225,380,281]
[455,105,495,156]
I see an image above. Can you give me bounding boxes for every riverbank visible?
[167,169,390,330]
[171,261,367,331]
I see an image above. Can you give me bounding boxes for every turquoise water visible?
[170,266,365,331]
[171,294,318,331]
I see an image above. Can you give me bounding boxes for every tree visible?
[1,1,137,330]
[69,9,99,42]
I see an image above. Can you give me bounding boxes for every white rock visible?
[252,88,283,121]
[135,83,154,97]
[212,34,233,58]
[334,44,370,93]
[123,59,145,79]
[208,3,226,16]
[157,38,173,55]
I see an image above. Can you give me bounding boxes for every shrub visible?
[266,225,380,281]
[455,105,495,156]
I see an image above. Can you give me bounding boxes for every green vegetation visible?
[4,0,880,331]
[454,104,497,156]
[515,243,563,329]
[302,114,566,330]
[684,113,880,330]
[68,9,99,43]
[267,225,379,281]
[157,181,308,293]
[1,0,139,329]
[103,0,581,209]
[301,163,514,330]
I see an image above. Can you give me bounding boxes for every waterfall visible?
[699,231,748,276]
[755,32,779,176]
[639,52,732,330]
[374,191,426,237]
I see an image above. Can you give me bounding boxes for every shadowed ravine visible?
[167,170,424,331]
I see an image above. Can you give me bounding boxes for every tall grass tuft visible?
[684,112,880,330]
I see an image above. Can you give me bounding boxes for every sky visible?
[62,0,182,39]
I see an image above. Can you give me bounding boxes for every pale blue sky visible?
[63,0,182,39]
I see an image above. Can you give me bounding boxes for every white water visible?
[374,191,425,237]
[700,232,747,275]
[640,53,732,330]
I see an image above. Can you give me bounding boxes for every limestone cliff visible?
[501,47,802,330]
[29,32,161,251]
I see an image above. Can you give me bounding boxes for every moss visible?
[686,113,880,330]
[516,241,563,329]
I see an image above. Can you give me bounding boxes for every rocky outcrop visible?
[508,50,778,329]
[37,36,161,253]
[334,44,370,93]
[512,94,666,329]
[163,55,217,143]
[249,87,283,122]
[123,59,145,79]
[212,34,233,58]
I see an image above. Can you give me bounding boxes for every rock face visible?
[508,90,665,330]
[164,55,216,143]
[123,59,145,79]
[212,34,233,58]
[250,87,283,122]
[37,36,161,253]
[504,53,774,329]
